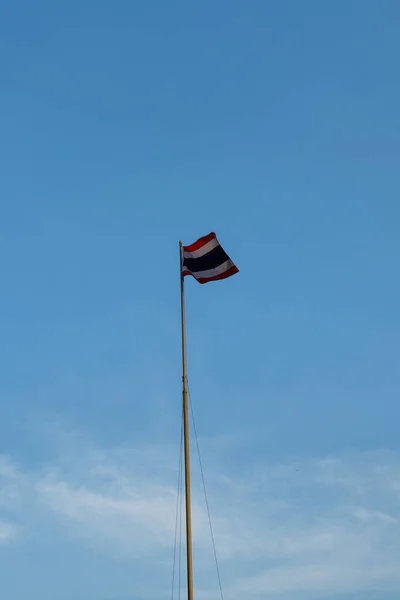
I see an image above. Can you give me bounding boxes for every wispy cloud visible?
[34,444,244,560]
[0,439,400,599]
[0,455,23,507]
[218,450,400,599]
[37,473,179,554]
[0,520,19,544]
[0,456,22,545]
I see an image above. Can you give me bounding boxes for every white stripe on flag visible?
[183,236,219,260]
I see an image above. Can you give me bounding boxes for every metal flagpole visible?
[179,241,194,600]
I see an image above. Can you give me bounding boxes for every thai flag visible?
[182,232,239,284]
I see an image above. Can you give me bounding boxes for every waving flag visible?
[181,232,239,284]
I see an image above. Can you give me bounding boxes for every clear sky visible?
[1,1,399,599]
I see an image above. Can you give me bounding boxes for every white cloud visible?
[218,451,400,599]
[34,450,244,560]
[0,520,18,544]
[37,476,179,553]
[230,561,400,598]
[0,443,400,598]
[0,455,23,508]
[354,506,398,523]
[0,456,22,545]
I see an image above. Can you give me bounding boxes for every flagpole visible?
[179,240,194,600]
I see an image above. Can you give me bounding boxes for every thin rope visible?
[188,383,225,600]
[178,445,183,600]
[171,408,184,600]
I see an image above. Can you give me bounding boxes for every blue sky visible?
[1,1,400,599]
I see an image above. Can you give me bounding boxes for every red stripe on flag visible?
[183,232,216,253]
[183,264,239,284]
